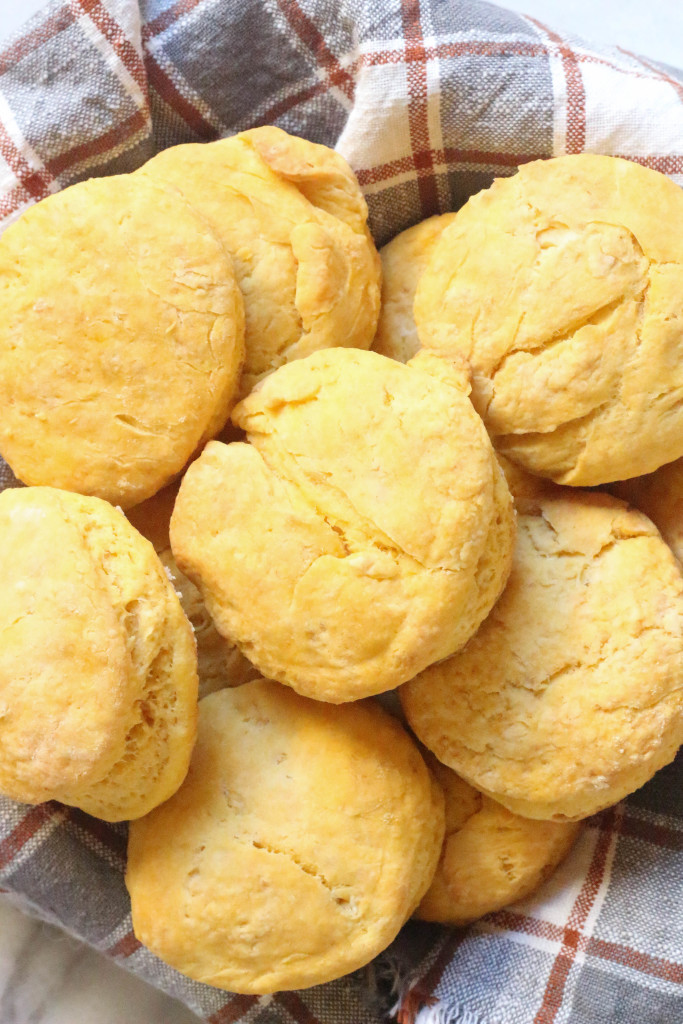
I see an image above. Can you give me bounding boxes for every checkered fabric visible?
[0,1,681,1022]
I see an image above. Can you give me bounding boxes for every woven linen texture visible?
[0,1,681,1021]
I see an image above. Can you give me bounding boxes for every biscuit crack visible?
[487,293,631,394]
[250,839,353,908]
[253,439,466,577]
[591,685,683,716]
[114,413,158,437]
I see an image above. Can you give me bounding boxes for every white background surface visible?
[0,2,680,1024]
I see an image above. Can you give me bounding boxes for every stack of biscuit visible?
[0,136,681,995]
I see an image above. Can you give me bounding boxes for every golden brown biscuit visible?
[611,459,683,566]
[0,487,197,821]
[139,128,381,397]
[417,755,580,925]
[127,485,257,698]
[373,213,457,363]
[126,680,445,993]
[401,489,683,820]
[170,348,515,703]
[415,155,683,485]
[0,174,245,509]
[241,126,372,236]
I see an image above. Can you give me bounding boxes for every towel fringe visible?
[414,999,490,1024]
[393,982,491,1024]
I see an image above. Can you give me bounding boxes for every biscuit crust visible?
[0,487,198,821]
[127,484,257,698]
[126,681,445,993]
[373,213,457,363]
[415,155,683,485]
[417,757,580,925]
[401,490,683,820]
[611,458,683,566]
[139,128,381,397]
[170,348,515,702]
[0,174,245,509]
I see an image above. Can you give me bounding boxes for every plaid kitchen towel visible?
[0,1,682,1022]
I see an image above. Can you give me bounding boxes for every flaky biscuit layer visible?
[139,127,381,397]
[127,484,257,698]
[0,487,197,821]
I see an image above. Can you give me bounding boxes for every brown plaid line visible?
[208,995,259,1024]
[249,33,574,154]
[395,988,437,1024]
[0,802,67,871]
[276,990,323,1023]
[47,107,150,178]
[142,0,353,136]
[2,0,676,234]
[351,39,662,82]
[275,0,355,101]
[145,0,206,39]
[401,0,437,215]
[0,167,49,221]
[106,928,142,958]
[528,17,586,154]
[0,120,55,209]
[0,5,74,76]
[488,910,683,986]
[141,0,359,143]
[397,928,468,1023]
[141,0,336,134]
[357,147,683,212]
[533,804,619,1024]
[359,150,683,189]
[614,155,683,174]
[0,0,151,218]
[0,801,126,882]
[72,0,148,95]
[257,80,330,130]
[143,44,217,139]
[140,1,670,95]
[403,811,620,1024]
[592,806,683,852]
[61,806,128,869]
[356,147,544,189]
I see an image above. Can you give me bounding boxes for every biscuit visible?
[139,128,381,397]
[495,454,555,504]
[126,680,445,993]
[611,459,683,566]
[417,755,580,925]
[373,213,457,363]
[0,174,245,509]
[241,126,372,237]
[170,347,515,703]
[0,487,198,821]
[415,154,683,485]
[127,485,258,698]
[401,489,683,820]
